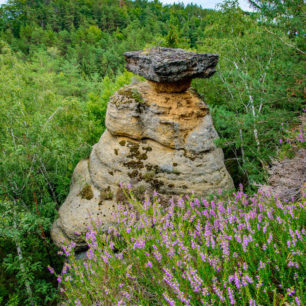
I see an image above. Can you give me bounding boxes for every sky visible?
[0,0,253,11]
[159,0,253,11]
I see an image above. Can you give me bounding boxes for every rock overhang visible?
[124,47,219,83]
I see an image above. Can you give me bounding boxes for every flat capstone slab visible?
[124,47,219,83]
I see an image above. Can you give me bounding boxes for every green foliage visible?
[0,42,131,304]
[248,0,305,47]
[192,4,304,186]
[0,0,304,303]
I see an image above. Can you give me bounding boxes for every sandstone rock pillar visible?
[51,47,234,250]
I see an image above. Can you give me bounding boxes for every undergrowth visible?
[51,187,305,305]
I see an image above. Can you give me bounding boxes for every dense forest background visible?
[0,0,304,304]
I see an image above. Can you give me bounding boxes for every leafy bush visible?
[193,6,304,187]
[54,188,305,305]
[0,43,132,304]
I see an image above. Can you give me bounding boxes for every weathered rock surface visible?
[51,159,118,250]
[51,81,234,250]
[106,82,217,152]
[124,47,218,83]
[51,48,233,249]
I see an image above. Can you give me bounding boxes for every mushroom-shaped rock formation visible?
[51,48,234,250]
[124,47,218,92]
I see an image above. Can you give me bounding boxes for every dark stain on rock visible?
[124,160,144,169]
[153,165,160,173]
[128,170,139,178]
[151,179,164,191]
[114,149,118,155]
[119,140,126,146]
[127,141,140,151]
[138,153,148,160]
[143,146,152,152]
[146,164,153,171]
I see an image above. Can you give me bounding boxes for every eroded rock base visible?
[149,79,191,93]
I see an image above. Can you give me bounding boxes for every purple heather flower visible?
[287,288,295,297]
[249,299,256,306]
[163,293,176,306]
[228,275,234,283]
[243,263,248,271]
[227,287,236,305]
[244,274,253,284]
[62,263,71,274]
[121,291,130,300]
[212,283,225,302]
[295,297,301,306]
[103,286,110,295]
[202,287,209,297]
[153,250,162,262]
[288,261,299,269]
[234,272,240,289]
[47,266,55,274]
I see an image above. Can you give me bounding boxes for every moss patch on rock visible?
[99,186,113,204]
[79,184,94,200]
[113,87,145,106]
[143,171,155,182]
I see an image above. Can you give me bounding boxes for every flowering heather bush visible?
[52,188,305,305]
